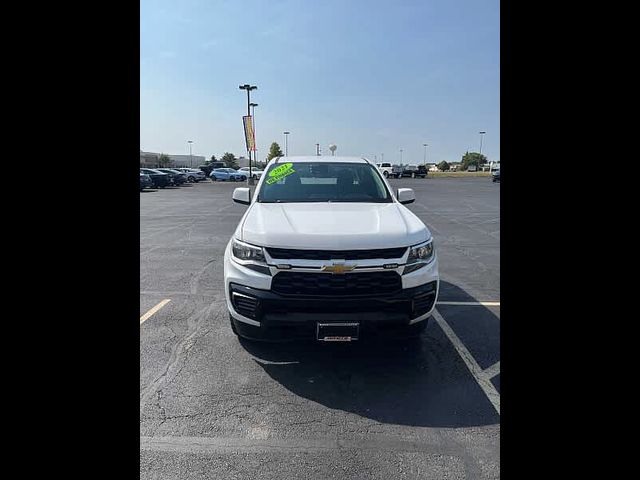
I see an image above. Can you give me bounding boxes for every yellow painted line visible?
[140,299,171,326]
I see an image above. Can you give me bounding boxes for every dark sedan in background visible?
[140,168,170,188]
[156,168,187,185]
[140,173,153,191]
[492,169,500,182]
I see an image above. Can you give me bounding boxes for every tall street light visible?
[479,131,486,172]
[479,131,486,155]
[239,84,257,184]
[423,143,428,167]
[188,140,193,168]
[400,148,403,165]
[283,131,290,156]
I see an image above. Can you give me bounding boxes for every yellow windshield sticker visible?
[266,163,295,184]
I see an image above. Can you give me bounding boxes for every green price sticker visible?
[266,163,295,184]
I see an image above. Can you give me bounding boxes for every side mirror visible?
[397,188,415,205]
[232,187,251,205]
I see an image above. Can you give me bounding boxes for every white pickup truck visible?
[238,166,263,180]
[376,162,396,178]
[223,156,439,342]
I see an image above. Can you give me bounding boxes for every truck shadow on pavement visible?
[240,281,500,428]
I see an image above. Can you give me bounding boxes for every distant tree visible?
[158,153,172,167]
[460,152,487,171]
[437,161,450,172]
[208,155,217,164]
[267,142,284,161]
[221,152,238,169]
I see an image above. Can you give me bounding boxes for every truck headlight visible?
[232,238,266,263]
[404,239,435,274]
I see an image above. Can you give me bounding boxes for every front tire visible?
[383,171,389,178]
[241,176,247,181]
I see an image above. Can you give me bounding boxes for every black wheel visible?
[212,176,217,181]
[188,176,195,182]
[383,171,389,178]
[241,176,247,181]
[253,175,258,180]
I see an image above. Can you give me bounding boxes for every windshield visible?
[258,162,391,203]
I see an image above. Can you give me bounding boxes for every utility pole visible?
[316,143,320,156]
[188,140,193,168]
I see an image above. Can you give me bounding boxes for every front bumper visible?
[224,241,439,341]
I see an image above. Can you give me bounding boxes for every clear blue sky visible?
[141,0,499,164]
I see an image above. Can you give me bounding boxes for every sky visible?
[140,0,499,164]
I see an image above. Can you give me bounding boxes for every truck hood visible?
[239,202,430,250]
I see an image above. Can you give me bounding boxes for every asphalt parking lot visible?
[140,177,500,479]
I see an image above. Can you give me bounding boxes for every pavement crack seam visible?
[139,302,219,412]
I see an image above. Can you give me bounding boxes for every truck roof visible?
[273,156,370,164]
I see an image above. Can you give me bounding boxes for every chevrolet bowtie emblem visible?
[321,263,356,274]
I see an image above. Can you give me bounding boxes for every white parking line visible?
[484,361,500,379]
[140,299,171,326]
[437,301,500,306]
[433,309,500,415]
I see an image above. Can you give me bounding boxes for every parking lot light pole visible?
[188,140,193,168]
[423,143,428,167]
[283,131,290,156]
[400,148,403,165]
[479,131,486,171]
[239,84,257,185]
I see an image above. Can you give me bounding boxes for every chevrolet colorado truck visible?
[223,156,439,342]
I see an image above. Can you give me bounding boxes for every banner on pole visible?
[243,115,256,152]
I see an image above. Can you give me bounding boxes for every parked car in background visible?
[492,169,500,182]
[238,166,263,180]
[156,168,187,185]
[376,162,394,178]
[140,172,153,191]
[176,168,207,182]
[198,162,225,177]
[140,168,170,188]
[398,164,428,178]
[210,168,246,182]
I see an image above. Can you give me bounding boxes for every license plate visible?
[316,322,359,342]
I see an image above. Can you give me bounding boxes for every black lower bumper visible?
[229,280,437,341]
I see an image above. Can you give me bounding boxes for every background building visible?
[140,150,159,167]
[140,150,205,168]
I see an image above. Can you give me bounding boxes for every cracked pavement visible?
[140,178,500,478]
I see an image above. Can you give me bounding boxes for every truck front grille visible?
[271,271,402,297]
[266,247,407,261]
